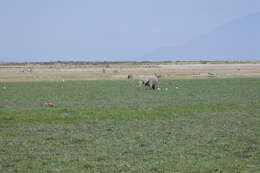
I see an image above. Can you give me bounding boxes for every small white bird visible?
[157,87,161,91]
[2,86,6,89]
[62,79,65,82]
[165,88,168,91]
[176,86,179,89]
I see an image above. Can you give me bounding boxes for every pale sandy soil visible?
[0,64,260,82]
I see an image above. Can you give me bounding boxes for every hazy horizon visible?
[1,0,260,62]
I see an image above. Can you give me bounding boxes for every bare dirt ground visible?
[1,63,260,82]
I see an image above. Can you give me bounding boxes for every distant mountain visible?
[146,13,260,61]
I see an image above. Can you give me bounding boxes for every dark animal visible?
[208,72,217,78]
[128,74,134,79]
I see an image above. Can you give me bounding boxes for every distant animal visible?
[127,74,134,79]
[102,68,106,73]
[208,72,217,78]
[27,67,32,73]
[43,102,56,107]
[144,77,158,90]
[19,67,32,73]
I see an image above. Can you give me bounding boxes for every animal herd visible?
[127,71,217,90]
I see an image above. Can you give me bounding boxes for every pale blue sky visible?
[0,0,260,62]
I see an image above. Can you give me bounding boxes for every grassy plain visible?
[0,78,260,173]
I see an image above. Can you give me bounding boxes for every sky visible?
[0,0,260,62]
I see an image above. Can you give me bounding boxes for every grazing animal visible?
[144,77,158,90]
[43,102,56,107]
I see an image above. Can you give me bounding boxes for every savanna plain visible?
[0,62,260,173]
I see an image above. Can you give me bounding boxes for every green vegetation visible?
[0,79,260,172]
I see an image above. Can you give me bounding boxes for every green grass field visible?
[0,78,260,173]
